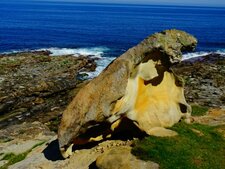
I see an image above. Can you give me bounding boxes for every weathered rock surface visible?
[58,29,197,157]
[0,122,56,168]
[96,146,159,169]
[0,51,96,128]
[5,108,225,169]
[0,122,55,155]
[7,131,157,169]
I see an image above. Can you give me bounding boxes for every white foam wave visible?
[84,57,115,79]
[45,47,110,58]
[37,47,115,78]
[216,49,225,55]
[182,51,211,60]
[40,47,115,78]
[182,50,225,61]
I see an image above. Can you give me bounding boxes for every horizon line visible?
[3,0,225,8]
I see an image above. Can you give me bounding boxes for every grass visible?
[0,152,28,169]
[0,141,45,169]
[132,122,225,169]
[46,116,61,132]
[184,76,192,85]
[0,138,13,144]
[191,105,209,116]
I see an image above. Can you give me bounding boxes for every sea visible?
[0,0,225,77]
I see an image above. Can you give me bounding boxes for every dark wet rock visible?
[0,51,96,128]
[173,53,225,108]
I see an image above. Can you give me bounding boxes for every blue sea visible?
[0,0,225,76]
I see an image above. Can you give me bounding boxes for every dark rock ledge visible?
[173,53,225,109]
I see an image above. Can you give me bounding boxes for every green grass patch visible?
[0,138,13,143]
[191,105,208,116]
[1,152,28,169]
[0,141,45,169]
[132,122,225,169]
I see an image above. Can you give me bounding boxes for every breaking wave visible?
[44,47,115,78]
[46,47,109,58]
[183,50,225,60]
[182,51,211,60]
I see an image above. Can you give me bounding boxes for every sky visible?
[34,0,225,7]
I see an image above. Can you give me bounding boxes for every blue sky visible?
[34,0,225,7]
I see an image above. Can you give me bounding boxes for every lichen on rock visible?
[58,29,197,158]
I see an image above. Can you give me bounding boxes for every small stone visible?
[18,86,25,89]
[50,107,60,111]
[34,98,44,104]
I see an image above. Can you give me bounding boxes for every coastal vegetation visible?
[132,122,225,169]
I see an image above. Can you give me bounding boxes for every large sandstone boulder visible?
[58,29,197,157]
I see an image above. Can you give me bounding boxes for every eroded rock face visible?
[58,29,197,157]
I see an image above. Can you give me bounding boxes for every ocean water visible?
[0,0,225,76]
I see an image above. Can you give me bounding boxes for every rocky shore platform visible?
[0,51,96,129]
[0,50,224,169]
[173,53,225,109]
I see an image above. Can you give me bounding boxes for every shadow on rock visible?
[110,117,147,140]
[89,161,98,169]
[71,117,147,152]
[42,139,64,161]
